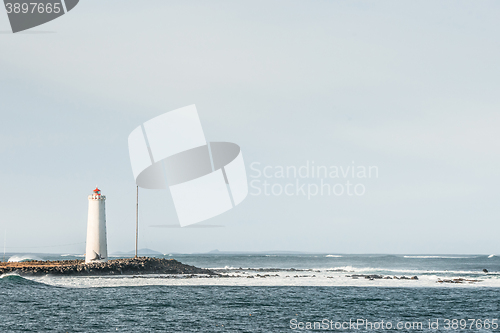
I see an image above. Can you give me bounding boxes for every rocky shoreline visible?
[0,257,215,276]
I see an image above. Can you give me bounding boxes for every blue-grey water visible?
[1,254,499,332]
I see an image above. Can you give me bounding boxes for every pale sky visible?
[1,0,500,254]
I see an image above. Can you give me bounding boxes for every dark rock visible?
[350,274,384,280]
[0,257,215,277]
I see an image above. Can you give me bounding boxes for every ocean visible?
[1,254,499,332]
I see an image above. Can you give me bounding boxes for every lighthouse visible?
[85,187,108,263]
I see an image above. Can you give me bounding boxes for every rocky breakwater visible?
[0,257,215,276]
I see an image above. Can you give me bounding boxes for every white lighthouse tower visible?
[85,187,108,263]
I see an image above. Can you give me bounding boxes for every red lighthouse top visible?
[93,187,101,194]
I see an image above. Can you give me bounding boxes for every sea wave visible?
[326,266,492,276]
[0,273,52,288]
[403,256,472,259]
[0,274,26,284]
[0,272,21,279]
[7,255,42,262]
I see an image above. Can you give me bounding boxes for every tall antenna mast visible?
[135,185,138,258]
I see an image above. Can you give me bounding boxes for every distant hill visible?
[111,248,163,256]
[205,249,311,255]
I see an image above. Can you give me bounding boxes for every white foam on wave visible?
[7,255,42,262]
[223,266,240,270]
[23,271,500,289]
[325,255,342,258]
[11,254,497,288]
[330,266,491,276]
[211,265,492,277]
[488,254,495,258]
[207,266,245,270]
[325,265,356,271]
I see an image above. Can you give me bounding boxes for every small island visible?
[0,257,216,276]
